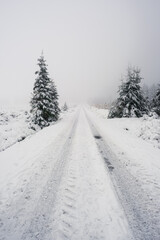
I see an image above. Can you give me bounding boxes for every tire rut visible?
[0,111,79,240]
[51,157,79,240]
[85,109,160,240]
[21,114,79,240]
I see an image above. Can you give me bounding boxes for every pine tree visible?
[149,84,157,102]
[108,67,148,118]
[142,83,158,111]
[142,84,151,110]
[62,102,68,111]
[153,84,160,116]
[30,54,60,128]
[50,80,60,121]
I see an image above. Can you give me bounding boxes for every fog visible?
[0,0,160,107]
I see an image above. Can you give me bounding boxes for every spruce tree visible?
[62,102,68,111]
[50,80,60,121]
[108,67,148,118]
[142,84,151,110]
[153,84,160,116]
[30,54,60,128]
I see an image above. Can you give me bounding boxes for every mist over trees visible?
[29,53,160,125]
[30,54,60,129]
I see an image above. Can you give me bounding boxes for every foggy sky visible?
[0,0,160,107]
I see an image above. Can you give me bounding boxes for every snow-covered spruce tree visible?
[152,84,160,116]
[108,67,148,118]
[142,84,151,110]
[50,80,60,121]
[62,102,68,111]
[142,83,158,111]
[30,54,60,128]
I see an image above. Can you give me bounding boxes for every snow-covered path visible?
[86,107,160,240]
[0,107,133,240]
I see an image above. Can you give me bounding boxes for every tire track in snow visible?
[0,110,79,240]
[49,109,134,240]
[52,160,79,240]
[85,108,160,240]
[21,112,79,240]
[0,108,134,240]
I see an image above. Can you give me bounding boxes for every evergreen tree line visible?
[30,55,160,126]
[108,66,160,118]
[30,53,60,129]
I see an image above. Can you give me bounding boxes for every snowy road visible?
[86,108,160,240]
[0,107,134,240]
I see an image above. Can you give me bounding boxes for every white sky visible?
[0,0,160,106]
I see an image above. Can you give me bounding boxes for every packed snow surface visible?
[0,106,133,240]
[1,105,160,240]
[89,106,160,239]
[93,107,160,149]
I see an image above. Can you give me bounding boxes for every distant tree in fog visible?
[152,84,160,116]
[62,102,68,111]
[142,83,157,110]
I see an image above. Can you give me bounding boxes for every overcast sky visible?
[0,0,160,106]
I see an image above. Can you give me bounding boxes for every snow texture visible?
[1,105,160,240]
[0,106,133,240]
[0,109,34,152]
[89,106,160,239]
[93,107,160,149]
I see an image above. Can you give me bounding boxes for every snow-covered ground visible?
[88,106,160,239]
[0,107,70,152]
[0,106,133,240]
[92,107,160,149]
[0,109,34,152]
[0,105,160,239]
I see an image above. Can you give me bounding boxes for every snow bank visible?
[87,106,160,239]
[91,107,160,149]
[139,114,160,148]
[0,107,77,189]
[0,106,74,152]
[0,109,34,152]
